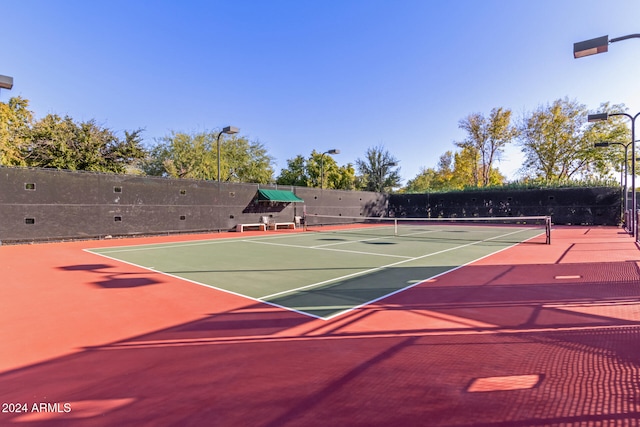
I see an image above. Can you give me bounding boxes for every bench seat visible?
[235,223,267,232]
[268,222,296,230]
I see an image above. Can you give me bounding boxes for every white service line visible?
[310,228,439,248]
[244,239,412,259]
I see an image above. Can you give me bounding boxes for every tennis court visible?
[88,216,549,319]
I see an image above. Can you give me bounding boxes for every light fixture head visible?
[222,126,239,135]
[574,35,609,58]
[0,75,13,90]
[327,149,340,155]
[588,113,609,122]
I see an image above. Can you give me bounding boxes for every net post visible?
[394,218,398,236]
[545,216,551,245]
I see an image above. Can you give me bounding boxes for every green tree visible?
[518,99,628,182]
[403,145,505,193]
[450,146,505,188]
[144,130,274,183]
[403,151,455,193]
[144,131,215,179]
[276,155,308,186]
[276,150,356,189]
[115,130,147,174]
[333,163,357,190]
[582,102,631,182]
[355,146,401,192]
[23,114,145,173]
[456,107,516,187]
[403,167,439,193]
[223,137,274,183]
[0,97,33,165]
[307,150,342,189]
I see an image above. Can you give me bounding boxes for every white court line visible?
[310,228,440,248]
[84,249,327,320]
[86,238,244,254]
[312,236,394,248]
[86,230,311,254]
[245,239,412,259]
[88,222,468,254]
[258,227,533,301]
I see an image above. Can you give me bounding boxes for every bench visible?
[268,222,296,230]
[235,223,267,232]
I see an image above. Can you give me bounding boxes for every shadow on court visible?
[1,227,640,425]
[59,264,163,289]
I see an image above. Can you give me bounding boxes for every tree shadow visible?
[59,263,161,289]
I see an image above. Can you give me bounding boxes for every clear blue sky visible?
[3,0,640,183]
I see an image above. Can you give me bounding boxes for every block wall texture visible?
[0,166,620,242]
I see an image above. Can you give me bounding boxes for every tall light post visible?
[216,126,239,182]
[589,113,640,239]
[595,141,631,229]
[320,149,339,189]
[576,33,640,240]
[377,161,398,193]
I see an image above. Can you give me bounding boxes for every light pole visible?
[576,33,640,240]
[320,149,339,189]
[589,113,640,239]
[595,141,631,229]
[377,161,398,193]
[0,74,13,97]
[216,126,239,182]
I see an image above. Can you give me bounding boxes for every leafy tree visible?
[333,163,357,190]
[450,147,475,189]
[307,150,343,189]
[518,99,628,183]
[223,137,274,183]
[144,131,215,179]
[452,146,505,188]
[276,150,356,189]
[276,155,307,186]
[115,130,147,174]
[144,130,274,183]
[403,146,505,193]
[403,151,454,193]
[456,107,517,187]
[0,97,33,165]
[581,102,631,181]
[22,114,145,173]
[403,167,439,193]
[355,146,401,192]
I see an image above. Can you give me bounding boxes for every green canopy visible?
[257,189,304,203]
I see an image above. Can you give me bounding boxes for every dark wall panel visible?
[389,187,621,225]
[0,167,388,242]
[0,166,621,243]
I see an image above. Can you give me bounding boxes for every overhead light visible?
[588,113,609,122]
[222,126,239,135]
[0,75,13,90]
[573,35,609,58]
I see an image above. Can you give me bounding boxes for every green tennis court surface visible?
[87,223,546,319]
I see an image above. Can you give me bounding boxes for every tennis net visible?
[304,214,552,244]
